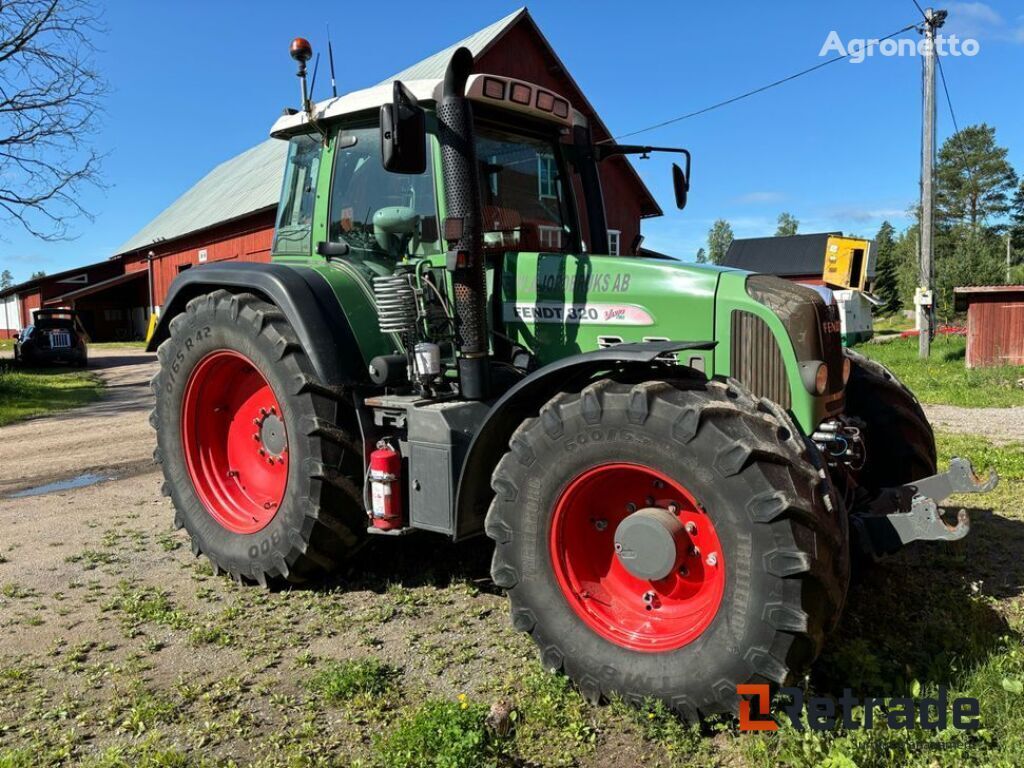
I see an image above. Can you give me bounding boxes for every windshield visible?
[328,126,439,259]
[274,134,321,255]
[474,125,576,254]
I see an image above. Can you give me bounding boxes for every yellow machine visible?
[823,235,873,291]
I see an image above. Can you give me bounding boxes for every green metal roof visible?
[114,139,287,256]
[376,8,525,84]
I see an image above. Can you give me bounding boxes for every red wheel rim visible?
[181,350,288,534]
[549,463,726,652]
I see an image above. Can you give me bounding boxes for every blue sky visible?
[2,0,1021,282]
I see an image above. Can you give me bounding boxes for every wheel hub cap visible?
[614,508,685,581]
[549,463,726,652]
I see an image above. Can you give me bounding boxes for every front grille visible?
[730,310,791,408]
[816,302,844,393]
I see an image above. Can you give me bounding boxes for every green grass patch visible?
[0,360,103,425]
[372,697,509,768]
[855,334,1024,407]
[305,658,400,705]
[936,432,1024,481]
[89,341,147,349]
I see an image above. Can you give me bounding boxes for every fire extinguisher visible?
[369,441,404,530]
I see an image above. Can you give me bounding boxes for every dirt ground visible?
[2,349,1023,766]
[922,404,1024,445]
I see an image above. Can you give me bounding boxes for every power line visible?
[935,44,980,195]
[606,20,920,142]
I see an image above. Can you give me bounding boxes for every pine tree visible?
[695,247,707,264]
[873,221,901,314]
[775,212,799,237]
[707,220,734,265]
[936,124,1018,228]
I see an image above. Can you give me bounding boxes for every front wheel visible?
[486,378,849,719]
[151,290,365,585]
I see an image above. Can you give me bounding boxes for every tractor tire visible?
[485,377,849,719]
[843,348,937,490]
[150,290,365,585]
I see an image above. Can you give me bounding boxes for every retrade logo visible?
[738,685,981,732]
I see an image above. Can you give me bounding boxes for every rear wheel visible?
[151,290,365,585]
[486,378,848,718]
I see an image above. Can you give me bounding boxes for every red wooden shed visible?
[954,285,1024,368]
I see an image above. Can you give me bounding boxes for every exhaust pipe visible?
[438,47,489,401]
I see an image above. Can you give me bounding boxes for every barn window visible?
[537,154,557,199]
[607,230,621,256]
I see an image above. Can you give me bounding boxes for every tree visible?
[775,212,799,237]
[0,269,13,290]
[0,0,106,240]
[30,270,46,279]
[935,124,1017,228]
[873,221,902,314]
[1011,180,1024,253]
[694,247,707,264]
[707,219,733,265]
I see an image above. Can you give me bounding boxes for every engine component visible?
[413,342,441,382]
[368,353,408,386]
[373,271,418,335]
[369,442,404,530]
[812,418,865,470]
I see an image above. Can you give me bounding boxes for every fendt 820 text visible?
[148,39,996,718]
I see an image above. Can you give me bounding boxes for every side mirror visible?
[381,80,426,174]
[672,159,690,210]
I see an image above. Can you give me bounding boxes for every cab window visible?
[328,126,439,259]
[474,126,576,254]
[274,134,321,255]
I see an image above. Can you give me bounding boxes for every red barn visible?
[955,285,1024,368]
[114,7,661,312]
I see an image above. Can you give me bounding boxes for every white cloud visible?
[946,2,1024,44]
[732,191,786,205]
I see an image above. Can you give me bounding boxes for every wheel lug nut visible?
[614,542,623,553]
[645,496,655,506]
[678,566,689,577]
[689,545,700,557]
[685,521,697,535]
[259,407,267,416]
[706,552,718,567]
[593,518,608,531]
[643,590,656,603]
[653,479,664,489]
[625,502,637,514]
[668,503,679,514]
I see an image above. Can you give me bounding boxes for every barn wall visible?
[965,293,1024,368]
[19,290,40,327]
[122,209,276,308]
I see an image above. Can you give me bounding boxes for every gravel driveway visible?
[0,348,158,496]
[923,404,1024,445]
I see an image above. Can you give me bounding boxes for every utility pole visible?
[918,8,945,358]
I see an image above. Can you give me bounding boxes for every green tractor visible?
[148,40,996,718]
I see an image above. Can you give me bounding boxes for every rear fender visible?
[453,341,716,539]
[146,262,366,385]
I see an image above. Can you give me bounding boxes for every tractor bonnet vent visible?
[730,310,791,409]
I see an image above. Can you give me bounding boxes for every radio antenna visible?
[327,25,337,97]
[308,52,320,103]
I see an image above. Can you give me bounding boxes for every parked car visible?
[14,309,89,367]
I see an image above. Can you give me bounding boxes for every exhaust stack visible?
[438,47,490,401]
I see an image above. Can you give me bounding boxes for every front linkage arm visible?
[853,458,998,557]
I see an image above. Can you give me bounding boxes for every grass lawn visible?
[0,361,103,426]
[856,334,1024,407]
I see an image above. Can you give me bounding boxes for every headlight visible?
[842,357,852,385]
[815,364,829,395]
[799,361,829,395]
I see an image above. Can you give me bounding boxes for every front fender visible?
[453,341,716,539]
[147,262,366,385]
